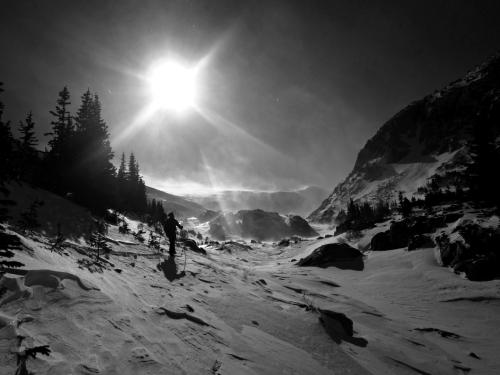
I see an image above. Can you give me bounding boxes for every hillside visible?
[2,193,500,374]
[309,53,500,223]
[187,186,327,216]
[146,186,208,219]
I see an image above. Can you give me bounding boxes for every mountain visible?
[208,209,318,241]
[187,186,328,216]
[146,186,208,219]
[309,53,500,223]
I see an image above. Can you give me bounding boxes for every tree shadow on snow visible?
[157,255,185,282]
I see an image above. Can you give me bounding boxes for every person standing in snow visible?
[162,212,183,255]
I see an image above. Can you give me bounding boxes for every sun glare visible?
[148,60,197,112]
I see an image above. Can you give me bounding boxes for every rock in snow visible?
[297,243,364,270]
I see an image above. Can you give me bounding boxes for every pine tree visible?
[48,86,73,151]
[72,90,116,212]
[17,111,39,182]
[0,82,15,183]
[18,111,38,149]
[117,153,127,182]
[89,220,111,261]
[44,87,76,194]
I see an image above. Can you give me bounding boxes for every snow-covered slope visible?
[3,217,500,374]
[309,53,500,223]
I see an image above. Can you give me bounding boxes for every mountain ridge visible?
[309,52,500,223]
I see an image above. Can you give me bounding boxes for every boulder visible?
[217,241,252,253]
[455,256,500,281]
[370,231,392,251]
[278,239,290,247]
[434,232,467,267]
[407,234,434,251]
[181,239,206,255]
[319,309,353,337]
[389,220,411,247]
[435,221,500,281]
[297,243,364,270]
[370,220,413,250]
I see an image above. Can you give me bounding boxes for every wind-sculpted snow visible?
[2,208,500,374]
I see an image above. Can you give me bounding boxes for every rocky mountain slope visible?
[187,186,328,217]
[208,209,318,241]
[309,53,500,223]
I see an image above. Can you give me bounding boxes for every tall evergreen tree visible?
[0,82,15,183]
[47,86,73,153]
[116,152,127,212]
[17,111,39,182]
[117,152,127,182]
[18,111,38,149]
[45,87,76,193]
[72,90,116,212]
[0,83,25,271]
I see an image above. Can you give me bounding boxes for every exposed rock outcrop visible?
[208,209,317,241]
[297,243,364,270]
[309,54,500,223]
[434,219,500,281]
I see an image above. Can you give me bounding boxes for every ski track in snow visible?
[1,223,500,375]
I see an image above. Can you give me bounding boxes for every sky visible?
[2,0,500,195]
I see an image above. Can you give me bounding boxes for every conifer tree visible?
[45,87,75,193]
[48,86,73,152]
[17,111,39,182]
[0,82,15,183]
[73,90,116,212]
[18,111,38,149]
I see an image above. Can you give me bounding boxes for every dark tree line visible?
[335,198,391,234]
[0,83,148,216]
[1,82,25,271]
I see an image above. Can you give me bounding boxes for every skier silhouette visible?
[163,212,183,255]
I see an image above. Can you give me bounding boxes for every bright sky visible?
[2,0,500,194]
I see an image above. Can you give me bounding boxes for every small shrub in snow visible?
[148,232,161,252]
[88,220,111,261]
[49,223,66,253]
[118,219,130,234]
[133,228,146,243]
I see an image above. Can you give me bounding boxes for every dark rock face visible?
[371,215,450,251]
[309,54,500,224]
[319,309,353,336]
[408,235,434,251]
[370,231,392,251]
[180,239,206,255]
[288,215,318,237]
[240,210,290,241]
[297,243,364,270]
[370,221,410,251]
[277,239,290,247]
[435,221,500,281]
[319,309,368,347]
[208,209,317,241]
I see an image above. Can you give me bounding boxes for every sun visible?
[148,60,198,112]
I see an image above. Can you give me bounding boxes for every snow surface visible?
[2,214,500,374]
